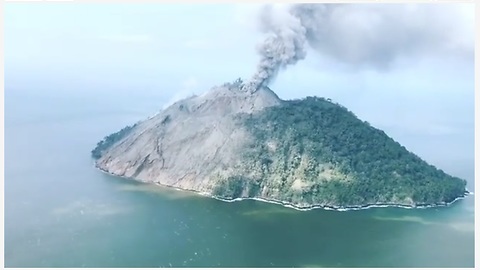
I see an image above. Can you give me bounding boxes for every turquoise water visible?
[5,89,475,267]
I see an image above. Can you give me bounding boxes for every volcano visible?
[92,81,468,210]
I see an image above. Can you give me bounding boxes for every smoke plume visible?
[242,3,473,92]
[241,4,307,92]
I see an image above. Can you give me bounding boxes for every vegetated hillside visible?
[92,84,467,209]
[216,96,467,207]
[91,124,137,160]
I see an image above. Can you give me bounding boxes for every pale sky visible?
[5,3,475,181]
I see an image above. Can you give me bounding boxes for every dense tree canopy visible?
[215,96,467,207]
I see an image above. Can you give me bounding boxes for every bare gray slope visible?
[95,84,282,192]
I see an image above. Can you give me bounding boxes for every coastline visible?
[94,163,473,212]
[211,192,472,212]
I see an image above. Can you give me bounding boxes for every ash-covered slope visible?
[93,82,282,193]
[92,82,468,209]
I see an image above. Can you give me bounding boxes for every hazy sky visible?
[5,3,475,179]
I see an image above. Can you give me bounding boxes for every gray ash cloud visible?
[242,3,472,93]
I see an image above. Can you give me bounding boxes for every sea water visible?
[5,86,474,267]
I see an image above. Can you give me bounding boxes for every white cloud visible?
[182,77,199,90]
[162,77,200,109]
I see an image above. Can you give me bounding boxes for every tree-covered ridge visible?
[216,96,466,207]
[91,124,137,160]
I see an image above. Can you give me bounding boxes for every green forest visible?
[215,96,467,207]
[91,124,137,160]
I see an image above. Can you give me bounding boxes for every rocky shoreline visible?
[95,163,472,212]
[211,191,472,212]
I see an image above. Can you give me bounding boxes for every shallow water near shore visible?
[5,89,475,268]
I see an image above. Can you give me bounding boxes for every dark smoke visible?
[242,3,472,93]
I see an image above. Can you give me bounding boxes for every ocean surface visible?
[5,87,475,268]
